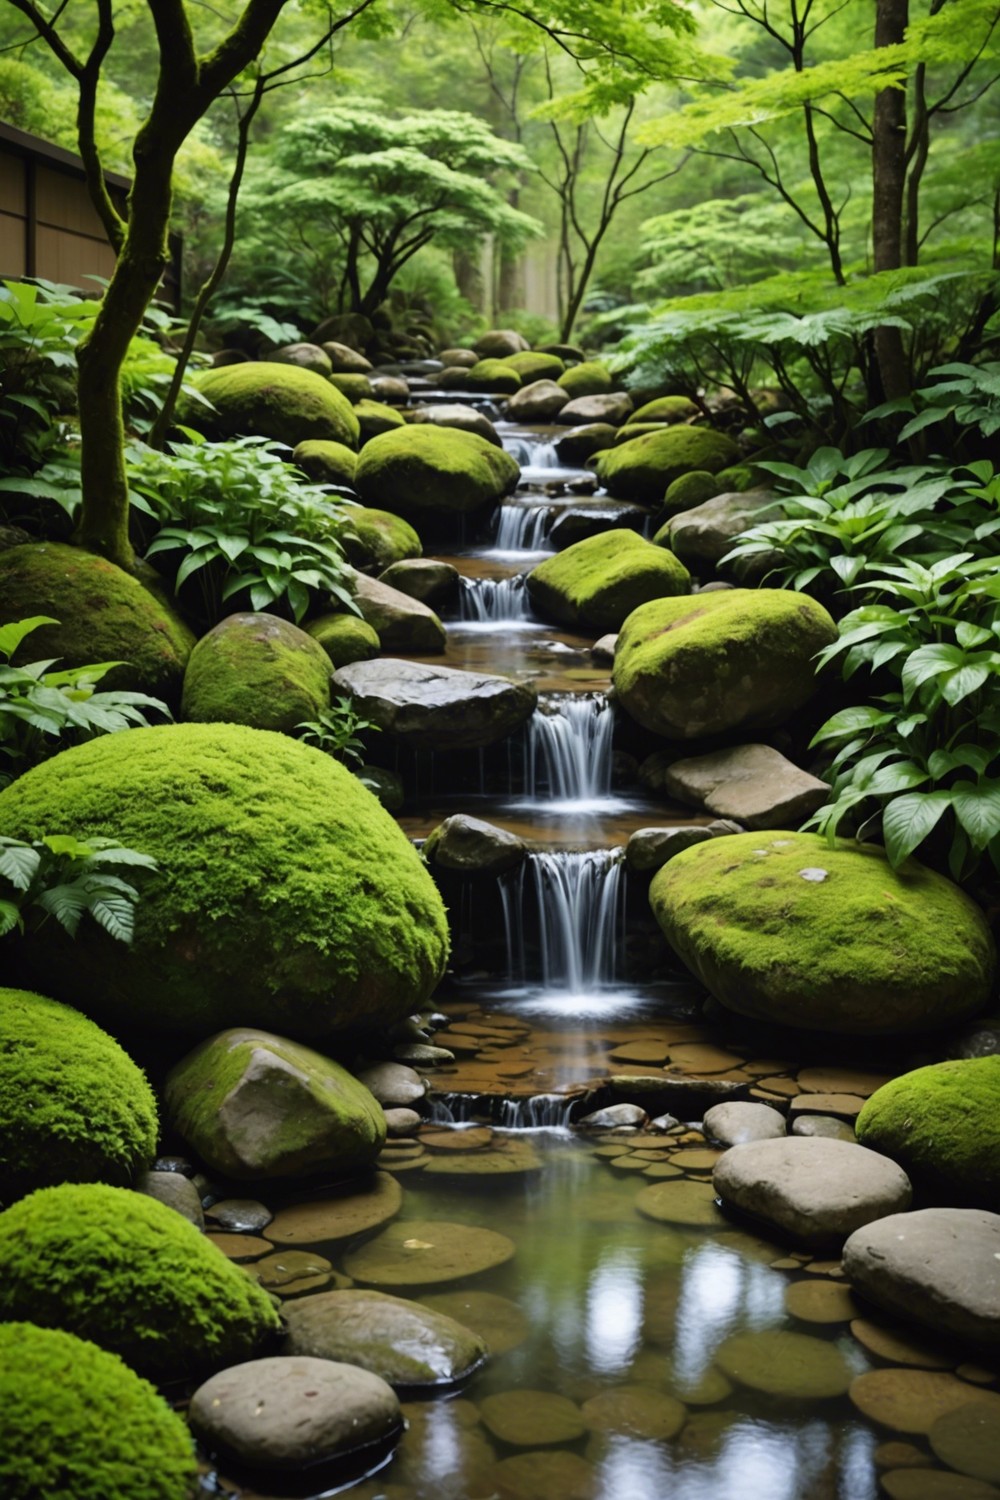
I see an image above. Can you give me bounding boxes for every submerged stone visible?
[266,1173,402,1245]
[479,1390,586,1446]
[580,1385,687,1439]
[418,1290,530,1355]
[716,1329,853,1398]
[282,1288,487,1387]
[634,1178,724,1227]
[849,1369,1000,1435]
[342,1219,515,1287]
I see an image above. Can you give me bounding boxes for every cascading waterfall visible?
[494,503,554,552]
[523,692,615,801]
[501,434,560,471]
[427,1093,577,1127]
[457,573,533,622]
[500,848,626,994]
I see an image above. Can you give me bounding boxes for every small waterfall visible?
[457,574,532,622]
[494,503,554,552]
[427,1094,577,1127]
[501,849,626,994]
[502,435,559,471]
[523,693,615,801]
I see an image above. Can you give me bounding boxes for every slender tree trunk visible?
[872,0,910,402]
[454,248,485,312]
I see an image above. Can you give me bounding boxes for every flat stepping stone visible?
[797,1067,892,1096]
[669,1148,724,1173]
[788,1092,865,1118]
[420,1128,493,1151]
[704,1101,786,1146]
[267,1173,402,1245]
[713,1137,911,1247]
[282,1288,486,1387]
[791,1115,856,1142]
[876,1442,935,1470]
[422,1138,542,1178]
[206,1199,273,1233]
[785,1279,859,1323]
[666,1363,733,1406]
[492,1451,596,1500]
[418,1290,530,1355]
[188,1356,401,1471]
[252,1250,333,1289]
[342,1219,515,1286]
[844,1209,1000,1349]
[667,1044,744,1074]
[609,1042,670,1065]
[479,1390,585,1446]
[930,1402,1000,1482]
[850,1370,1000,1434]
[580,1385,686,1439]
[881,1473,1000,1500]
[850,1318,953,1370]
[643,1162,685,1180]
[204,1232,272,1261]
[634,1179,724,1227]
[716,1329,852,1399]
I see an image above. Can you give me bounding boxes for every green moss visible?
[0,542,194,704]
[596,427,741,502]
[465,359,522,393]
[716,464,757,492]
[612,587,837,738]
[631,395,700,424]
[337,506,422,571]
[503,351,566,381]
[184,361,360,448]
[0,988,157,1202]
[330,373,375,403]
[614,423,670,444]
[293,440,357,486]
[0,1183,281,1379]
[662,471,724,512]
[856,1057,1000,1205]
[0,723,450,1039]
[527,530,690,633]
[354,425,519,520]
[0,1323,197,1500]
[180,613,331,734]
[649,832,995,1034]
[356,400,406,440]
[557,361,612,397]
[306,612,382,667]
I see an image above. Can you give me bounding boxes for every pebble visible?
[383,1107,423,1137]
[206,1198,273,1233]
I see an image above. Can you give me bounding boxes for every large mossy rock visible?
[612,588,837,739]
[354,427,519,523]
[352,573,447,653]
[0,724,449,1039]
[340,507,421,572]
[0,1323,198,1500]
[464,359,521,393]
[306,612,381,669]
[166,1028,386,1181]
[632,395,700,424]
[0,988,157,1203]
[292,439,357,486]
[503,351,565,382]
[526,530,690,634]
[333,659,537,751]
[595,427,741,502]
[0,542,194,703]
[0,1183,281,1380]
[186,362,360,448]
[855,1058,1000,1207]
[650,832,995,1034]
[181,613,331,734]
[557,361,612,397]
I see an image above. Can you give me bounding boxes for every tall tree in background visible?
[873,0,910,399]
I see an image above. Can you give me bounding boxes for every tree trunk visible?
[454,248,485,312]
[872,0,910,403]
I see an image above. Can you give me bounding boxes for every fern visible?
[0,833,157,944]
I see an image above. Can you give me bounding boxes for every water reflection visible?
[586,1254,644,1374]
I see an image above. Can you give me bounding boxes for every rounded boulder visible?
[527,529,689,634]
[596,427,740,501]
[306,612,381,669]
[282,1288,487,1387]
[355,426,519,522]
[180,612,331,733]
[186,361,360,448]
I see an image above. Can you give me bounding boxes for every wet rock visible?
[554,423,616,464]
[557,392,634,427]
[252,1249,333,1289]
[791,1115,856,1142]
[334,659,537,751]
[378,559,459,609]
[549,503,650,549]
[703,1101,786,1146]
[493,1451,596,1500]
[649,1114,681,1132]
[384,1107,423,1136]
[713,1136,912,1247]
[480,1390,586,1446]
[948,1014,1000,1059]
[188,1356,401,1470]
[322,340,374,374]
[785,1279,858,1323]
[608,1075,750,1114]
[408,402,502,446]
[283,1288,487,1387]
[505,379,570,422]
[393,1042,455,1066]
[267,1173,402,1245]
[135,1170,205,1229]
[625,825,714,873]
[717,1329,852,1398]
[370,375,410,405]
[342,1219,516,1286]
[205,1198,272,1234]
[663,744,829,830]
[929,1402,1000,1482]
[849,1368,1000,1436]
[660,487,779,563]
[842,1208,1000,1348]
[351,572,447,654]
[591,633,617,663]
[577,1103,649,1130]
[474,328,530,358]
[423,814,526,876]
[635,1178,724,1227]
[356,1061,426,1108]
[418,1290,529,1355]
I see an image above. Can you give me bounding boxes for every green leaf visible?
[0,840,41,891]
[950,780,1000,848]
[0,616,59,662]
[881,791,952,867]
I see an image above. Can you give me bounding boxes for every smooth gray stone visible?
[663,744,829,831]
[423,814,526,876]
[703,1101,786,1146]
[282,1289,487,1387]
[135,1170,205,1229]
[383,1107,423,1137]
[577,1103,648,1130]
[334,658,537,751]
[791,1114,856,1143]
[626,825,713,873]
[206,1198,273,1234]
[357,1061,426,1108]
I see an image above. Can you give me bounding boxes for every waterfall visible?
[494,503,554,552]
[427,1094,577,1128]
[523,693,614,801]
[457,573,532,622]
[501,435,560,471]
[501,849,626,994]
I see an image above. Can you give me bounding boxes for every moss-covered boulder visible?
[339,506,421,571]
[650,832,995,1034]
[329,373,374,403]
[503,351,565,382]
[166,1028,385,1180]
[353,573,447,653]
[0,542,194,703]
[0,1184,281,1379]
[306,612,381,668]
[856,1058,1000,1206]
[272,342,332,377]
[186,362,360,448]
[527,530,690,634]
[662,470,724,512]
[612,588,836,739]
[0,724,449,1039]
[0,1323,197,1500]
[0,989,157,1203]
[632,395,700,424]
[180,613,331,734]
[557,361,612,397]
[292,439,357,487]
[356,399,406,441]
[354,426,519,523]
[554,424,617,464]
[464,359,522,394]
[596,427,741,502]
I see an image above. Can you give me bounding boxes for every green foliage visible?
[0,616,169,786]
[0,832,157,945]
[296,696,379,774]
[868,360,1000,444]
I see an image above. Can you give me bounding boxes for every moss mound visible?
[181,613,331,734]
[716,464,757,492]
[612,587,837,739]
[503,351,565,381]
[0,723,449,1039]
[0,1323,197,1500]
[329,373,374,402]
[596,427,741,502]
[306,612,381,668]
[0,988,157,1203]
[650,833,995,1035]
[614,422,671,444]
[632,395,700,424]
[185,362,360,448]
[464,359,521,394]
[356,399,406,441]
[0,1183,281,1379]
[856,1058,1000,1205]
[0,542,194,703]
[558,361,612,397]
[339,506,422,571]
[527,530,690,633]
[292,439,357,486]
[662,471,723,512]
[354,426,519,521]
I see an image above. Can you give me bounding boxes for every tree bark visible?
[872,0,910,403]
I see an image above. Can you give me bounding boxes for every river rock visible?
[334,659,537,751]
[439,348,479,368]
[625,826,714,873]
[577,1103,648,1130]
[557,392,634,427]
[384,1107,422,1136]
[188,1356,401,1470]
[165,1029,386,1180]
[351,573,446,654]
[554,424,616,464]
[661,487,779,567]
[591,633,618,663]
[407,402,502,446]
[703,1102,786,1146]
[505,379,570,422]
[370,376,410,404]
[354,426,519,523]
[791,1115,856,1142]
[650,832,996,1034]
[322,340,373,374]
[612,588,837,739]
[180,612,331,734]
[663,744,829,829]
[135,1170,205,1229]
[272,341,333,376]
[378,559,459,609]
[549,503,650,549]
[712,1136,912,1247]
[283,1288,487,1386]
[356,1062,426,1108]
[843,1208,1000,1348]
[596,427,740,502]
[527,529,689,634]
[474,328,530,358]
[423,814,526,875]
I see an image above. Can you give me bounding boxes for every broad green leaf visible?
[950,780,1000,848]
[881,791,952,867]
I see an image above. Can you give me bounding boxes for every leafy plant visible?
[0,617,169,786]
[0,832,157,944]
[867,360,1000,443]
[295,697,379,775]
